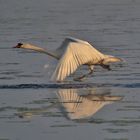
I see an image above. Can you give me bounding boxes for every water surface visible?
[0,0,140,140]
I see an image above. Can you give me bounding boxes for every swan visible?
[13,37,123,82]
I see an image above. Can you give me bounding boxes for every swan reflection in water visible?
[57,88,122,120]
[17,88,122,120]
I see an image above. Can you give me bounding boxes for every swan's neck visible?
[41,49,59,59]
[23,44,59,59]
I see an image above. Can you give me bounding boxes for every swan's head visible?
[13,43,36,50]
[13,43,32,49]
[13,43,48,54]
[13,43,24,48]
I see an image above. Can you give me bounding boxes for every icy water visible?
[0,0,140,140]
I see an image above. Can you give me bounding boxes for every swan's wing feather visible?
[51,41,105,81]
[54,37,91,58]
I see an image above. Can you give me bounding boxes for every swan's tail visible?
[102,55,124,64]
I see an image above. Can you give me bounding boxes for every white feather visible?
[51,38,105,81]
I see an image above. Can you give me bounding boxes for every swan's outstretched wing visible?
[54,37,91,58]
[52,37,105,81]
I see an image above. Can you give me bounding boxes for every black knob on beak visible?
[13,43,23,48]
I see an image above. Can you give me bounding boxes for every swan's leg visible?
[101,64,111,71]
[74,65,94,81]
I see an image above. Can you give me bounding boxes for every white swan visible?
[14,37,123,82]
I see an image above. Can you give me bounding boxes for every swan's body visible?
[14,37,122,82]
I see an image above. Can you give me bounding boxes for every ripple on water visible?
[0,83,140,89]
[0,62,19,66]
